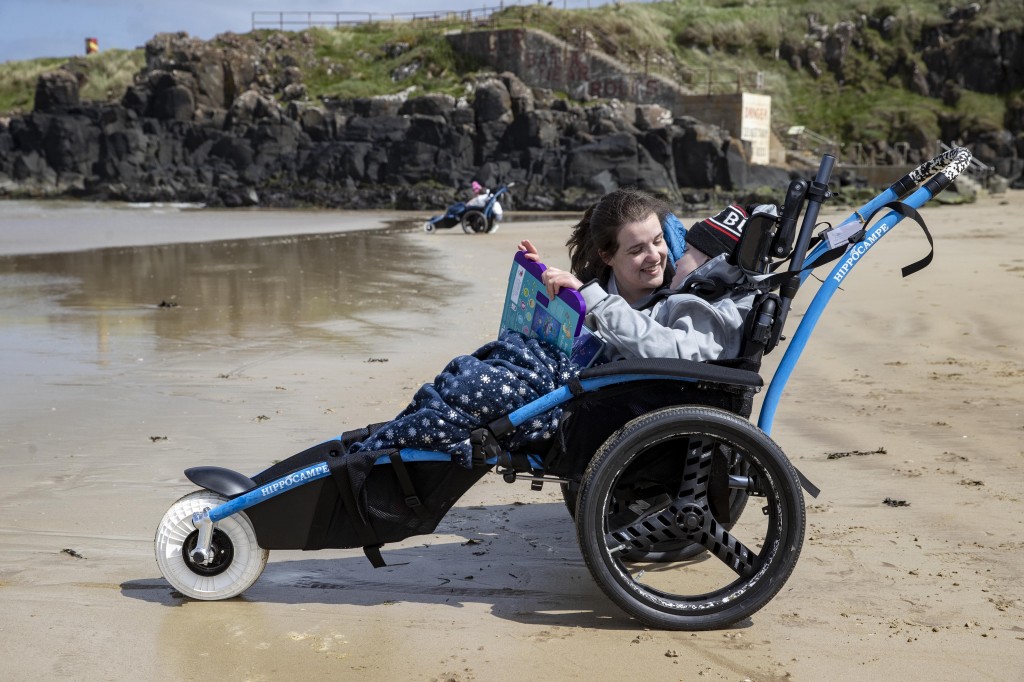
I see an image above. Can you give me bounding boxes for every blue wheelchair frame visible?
[188,148,972,566]
[424,183,514,234]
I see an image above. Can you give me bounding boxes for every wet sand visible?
[0,195,1021,680]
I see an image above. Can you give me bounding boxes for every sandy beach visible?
[0,191,1021,681]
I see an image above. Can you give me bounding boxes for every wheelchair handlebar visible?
[758,146,973,436]
[887,146,973,199]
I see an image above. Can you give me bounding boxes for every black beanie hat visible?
[686,204,748,259]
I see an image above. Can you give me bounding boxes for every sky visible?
[0,0,614,64]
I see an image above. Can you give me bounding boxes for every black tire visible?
[575,406,805,630]
[461,210,488,234]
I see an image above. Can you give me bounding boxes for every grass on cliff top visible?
[302,24,479,101]
[0,48,143,116]
[0,0,1019,150]
[488,0,1020,145]
[0,57,68,114]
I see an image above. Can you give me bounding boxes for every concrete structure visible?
[448,28,775,164]
[672,93,772,165]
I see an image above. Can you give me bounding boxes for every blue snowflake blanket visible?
[351,329,579,468]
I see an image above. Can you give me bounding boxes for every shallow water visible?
[0,202,452,415]
[0,199,421,254]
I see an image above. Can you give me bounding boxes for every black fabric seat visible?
[578,356,763,388]
[543,289,779,480]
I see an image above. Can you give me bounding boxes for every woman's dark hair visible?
[566,188,670,283]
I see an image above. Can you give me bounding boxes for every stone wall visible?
[447,28,775,163]
[448,29,691,111]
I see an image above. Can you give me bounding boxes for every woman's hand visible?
[518,239,541,262]
[541,266,584,300]
[518,239,582,296]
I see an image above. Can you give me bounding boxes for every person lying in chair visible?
[350,189,763,468]
[522,195,759,364]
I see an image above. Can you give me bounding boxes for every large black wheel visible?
[461,210,489,234]
[575,406,805,630]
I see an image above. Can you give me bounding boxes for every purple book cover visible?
[500,251,600,364]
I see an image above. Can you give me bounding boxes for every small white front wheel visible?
[422,221,435,233]
[154,490,268,600]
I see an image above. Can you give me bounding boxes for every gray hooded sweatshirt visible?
[579,253,757,363]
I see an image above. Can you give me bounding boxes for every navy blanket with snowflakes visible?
[351,329,579,468]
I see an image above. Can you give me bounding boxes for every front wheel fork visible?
[190,509,214,564]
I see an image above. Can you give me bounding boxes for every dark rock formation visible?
[34,70,80,112]
[6,14,1021,209]
[0,33,783,209]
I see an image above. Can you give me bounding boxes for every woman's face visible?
[600,212,667,303]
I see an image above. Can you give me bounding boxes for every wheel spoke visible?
[605,506,685,555]
[605,496,761,577]
[687,510,760,578]
[675,434,715,500]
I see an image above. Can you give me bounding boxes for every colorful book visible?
[500,251,604,367]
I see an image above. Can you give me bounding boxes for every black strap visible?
[634,276,755,311]
[306,480,341,551]
[363,544,386,569]
[757,237,852,291]
[877,201,934,277]
[471,428,503,467]
[387,451,428,520]
[679,276,728,301]
[327,455,387,568]
[795,466,821,499]
[780,200,933,281]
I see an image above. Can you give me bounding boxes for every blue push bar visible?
[759,146,972,433]
[759,183,938,434]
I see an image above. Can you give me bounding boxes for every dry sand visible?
[0,192,1021,681]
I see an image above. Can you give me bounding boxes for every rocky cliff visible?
[2,12,1019,210]
[0,30,793,210]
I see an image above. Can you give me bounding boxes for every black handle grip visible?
[771,179,808,258]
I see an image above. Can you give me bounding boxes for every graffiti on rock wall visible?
[566,51,589,82]
[523,47,565,85]
[589,77,669,102]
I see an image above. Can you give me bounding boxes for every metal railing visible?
[785,125,839,157]
[251,8,500,29]
[250,0,664,30]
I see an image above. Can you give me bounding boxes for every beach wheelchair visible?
[155,149,972,630]
[422,183,514,234]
